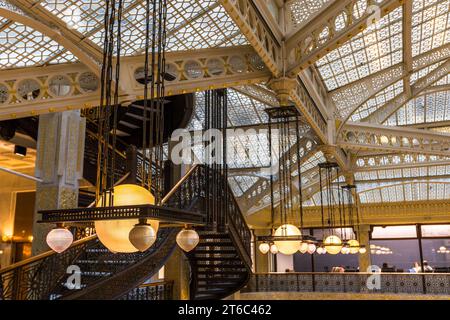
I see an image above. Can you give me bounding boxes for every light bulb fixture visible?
[299,241,308,254]
[307,243,316,254]
[46,225,73,253]
[347,239,360,254]
[259,242,270,254]
[129,221,157,252]
[359,246,367,254]
[341,246,350,255]
[270,243,279,254]
[176,227,200,252]
[323,235,342,255]
[274,224,302,255]
[95,184,159,253]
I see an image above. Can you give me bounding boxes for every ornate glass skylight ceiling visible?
[358,180,450,203]
[0,21,70,68]
[349,80,404,121]
[40,0,247,57]
[384,90,450,125]
[316,7,403,91]
[412,0,450,57]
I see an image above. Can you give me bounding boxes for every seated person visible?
[423,261,433,272]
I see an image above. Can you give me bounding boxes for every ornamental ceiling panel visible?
[39,0,247,57]
[412,0,450,57]
[384,89,450,125]
[316,7,403,91]
[286,0,332,31]
[0,21,76,68]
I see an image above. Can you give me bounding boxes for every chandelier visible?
[44,0,200,254]
[315,162,365,255]
[257,106,315,256]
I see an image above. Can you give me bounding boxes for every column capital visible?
[267,76,297,107]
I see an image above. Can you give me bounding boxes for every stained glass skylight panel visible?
[411,0,450,57]
[385,90,450,125]
[0,22,67,69]
[316,7,403,91]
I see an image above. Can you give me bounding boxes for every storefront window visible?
[371,225,417,239]
[370,239,421,272]
[421,239,450,272]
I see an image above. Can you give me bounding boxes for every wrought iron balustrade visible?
[121,281,173,300]
[243,273,450,296]
[0,236,96,300]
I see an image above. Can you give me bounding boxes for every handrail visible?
[0,235,96,275]
[162,165,199,205]
[138,280,174,288]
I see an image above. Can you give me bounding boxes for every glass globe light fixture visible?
[274,224,302,255]
[46,226,73,253]
[307,243,316,254]
[129,222,156,252]
[341,246,350,254]
[299,242,309,254]
[347,239,360,254]
[176,228,200,252]
[95,184,159,253]
[316,246,324,254]
[359,246,367,254]
[323,235,342,255]
[270,243,279,254]
[259,242,270,254]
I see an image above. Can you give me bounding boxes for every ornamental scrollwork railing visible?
[0,236,96,300]
[120,281,174,300]
[243,273,450,296]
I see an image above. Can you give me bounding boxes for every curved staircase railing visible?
[187,167,253,300]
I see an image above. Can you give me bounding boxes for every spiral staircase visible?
[0,97,253,300]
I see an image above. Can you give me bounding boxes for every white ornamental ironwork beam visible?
[285,0,402,77]
[219,0,283,77]
[289,78,329,142]
[339,122,450,157]
[352,153,450,171]
[0,46,272,120]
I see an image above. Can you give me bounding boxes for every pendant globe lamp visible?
[95,184,159,253]
[176,227,200,252]
[324,235,342,255]
[129,220,157,252]
[270,243,279,254]
[46,224,73,253]
[263,106,310,256]
[274,224,302,255]
[347,239,360,254]
[307,243,316,254]
[259,242,270,254]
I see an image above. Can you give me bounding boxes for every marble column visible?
[358,224,371,272]
[32,111,85,255]
[165,246,190,300]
